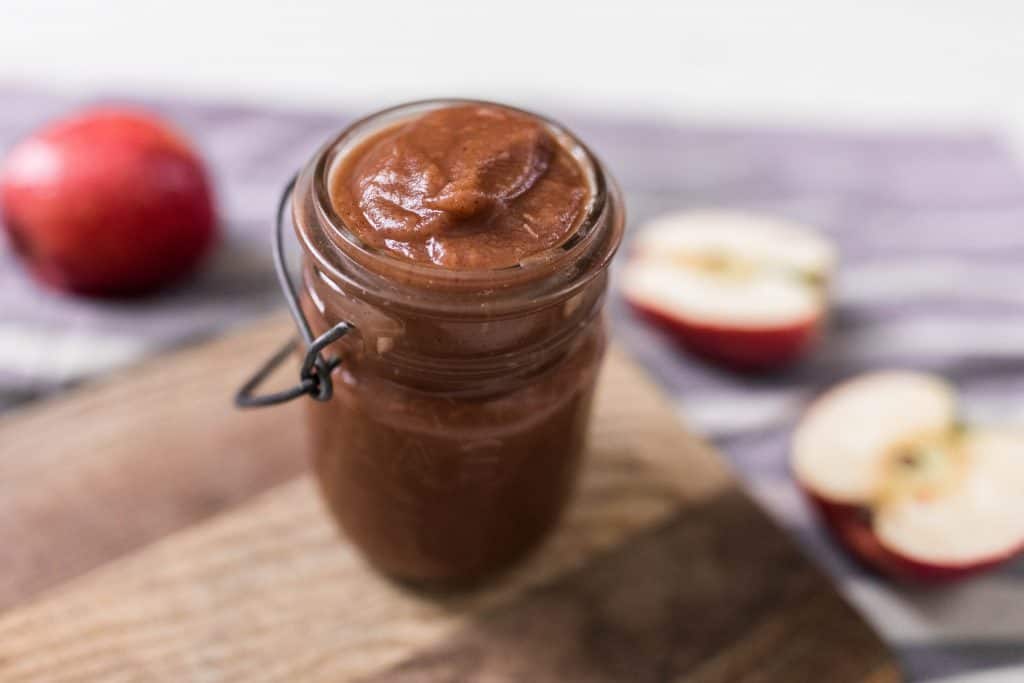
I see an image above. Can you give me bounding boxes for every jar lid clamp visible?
[235,175,353,409]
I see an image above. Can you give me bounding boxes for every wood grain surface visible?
[366,492,898,683]
[0,314,900,682]
[0,315,306,612]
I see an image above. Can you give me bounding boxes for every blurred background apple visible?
[1,109,216,296]
[622,211,836,371]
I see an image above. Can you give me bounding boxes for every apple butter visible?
[329,104,590,269]
[290,100,624,585]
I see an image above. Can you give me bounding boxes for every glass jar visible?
[288,101,624,586]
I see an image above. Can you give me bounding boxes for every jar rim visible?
[310,99,607,280]
[293,99,624,315]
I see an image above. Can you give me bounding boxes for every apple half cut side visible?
[792,371,1024,581]
[621,210,836,371]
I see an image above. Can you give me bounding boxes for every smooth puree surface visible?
[330,104,591,269]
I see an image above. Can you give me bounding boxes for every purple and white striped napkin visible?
[2,85,1023,682]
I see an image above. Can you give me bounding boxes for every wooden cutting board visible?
[0,314,900,682]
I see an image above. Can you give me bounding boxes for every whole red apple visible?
[1,108,217,296]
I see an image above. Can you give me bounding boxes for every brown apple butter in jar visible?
[290,100,624,586]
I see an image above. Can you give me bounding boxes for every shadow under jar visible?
[290,100,624,587]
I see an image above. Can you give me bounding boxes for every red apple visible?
[1,108,217,296]
[621,210,836,371]
[792,371,1024,582]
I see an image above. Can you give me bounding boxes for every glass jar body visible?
[304,285,606,583]
[292,101,624,585]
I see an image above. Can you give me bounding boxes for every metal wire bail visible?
[235,174,353,408]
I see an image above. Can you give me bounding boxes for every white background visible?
[3,0,1024,146]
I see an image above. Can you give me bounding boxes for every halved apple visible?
[792,371,1024,581]
[621,210,836,370]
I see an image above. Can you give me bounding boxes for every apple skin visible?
[628,299,822,371]
[801,488,1023,583]
[1,108,217,297]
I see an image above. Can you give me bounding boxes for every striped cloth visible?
[2,86,1022,682]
